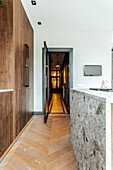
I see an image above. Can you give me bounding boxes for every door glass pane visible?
[57,77,59,88]
[63,67,66,83]
[57,71,60,76]
[46,63,48,115]
[51,71,56,77]
[52,78,56,88]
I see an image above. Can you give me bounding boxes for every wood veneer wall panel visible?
[14,88,33,137]
[0,0,14,89]
[0,91,13,157]
[0,0,34,158]
[13,0,34,137]
[14,89,26,136]
[14,0,33,90]
[0,0,14,159]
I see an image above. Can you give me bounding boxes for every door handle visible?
[44,76,47,88]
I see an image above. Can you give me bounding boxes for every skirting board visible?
[33,112,44,115]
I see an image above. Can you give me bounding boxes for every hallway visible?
[0,115,78,170]
[50,94,68,114]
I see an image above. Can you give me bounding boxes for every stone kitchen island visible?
[70,88,113,170]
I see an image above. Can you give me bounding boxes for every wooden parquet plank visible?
[22,136,49,154]
[5,154,35,170]
[47,144,74,163]
[3,162,15,170]
[1,115,78,170]
[28,129,50,141]
[60,159,78,170]
[14,145,47,169]
[14,142,48,164]
[49,134,70,143]
[47,151,75,170]
[48,136,71,154]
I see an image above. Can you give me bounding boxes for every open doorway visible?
[42,42,73,122]
[49,52,69,114]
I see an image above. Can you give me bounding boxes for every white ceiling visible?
[21,0,113,31]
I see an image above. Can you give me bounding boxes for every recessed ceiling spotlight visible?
[37,22,42,25]
[31,1,36,5]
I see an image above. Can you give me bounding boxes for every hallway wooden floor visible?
[0,115,78,170]
[50,94,68,114]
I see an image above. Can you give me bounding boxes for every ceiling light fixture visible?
[31,1,36,5]
[37,22,42,25]
[56,62,60,68]
[56,54,60,67]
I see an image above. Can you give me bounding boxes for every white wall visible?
[34,30,112,111]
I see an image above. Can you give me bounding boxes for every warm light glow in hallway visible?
[50,93,67,114]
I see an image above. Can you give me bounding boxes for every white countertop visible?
[0,89,14,93]
[71,88,113,103]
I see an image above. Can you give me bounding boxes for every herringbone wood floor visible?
[1,115,78,170]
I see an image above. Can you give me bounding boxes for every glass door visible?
[51,70,61,93]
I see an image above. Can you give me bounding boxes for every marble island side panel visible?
[70,89,111,170]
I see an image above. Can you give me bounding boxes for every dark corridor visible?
[48,52,70,114]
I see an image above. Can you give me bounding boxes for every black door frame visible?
[43,41,50,123]
[42,48,73,116]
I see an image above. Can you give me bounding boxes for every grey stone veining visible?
[70,89,109,170]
